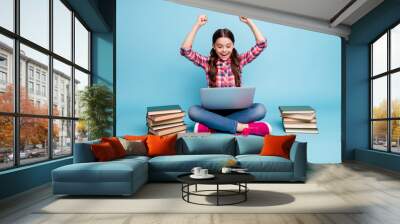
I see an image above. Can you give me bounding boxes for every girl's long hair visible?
[208,28,241,87]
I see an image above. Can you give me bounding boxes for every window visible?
[53,59,71,117]
[0,1,91,170]
[28,81,34,94]
[42,85,46,97]
[28,67,34,80]
[0,0,14,32]
[36,83,40,95]
[35,70,40,81]
[53,0,72,60]
[0,55,7,67]
[20,0,49,49]
[0,71,6,85]
[74,18,89,70]
[371,23,400,154]
[0,34,13,113]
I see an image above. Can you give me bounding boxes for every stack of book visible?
[279,106,319,134]
[146,105,187,136]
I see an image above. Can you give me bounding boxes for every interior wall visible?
[116,0,342,163]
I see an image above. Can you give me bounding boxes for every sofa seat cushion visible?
[236,155,293,172]
[149,154,235,172]
[53,159,147,183]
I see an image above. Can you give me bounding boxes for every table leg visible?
[217,184,219,206]
[245,183,247,201]
[195,184,197,192]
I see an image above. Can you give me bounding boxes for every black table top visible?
[177,172,255,185]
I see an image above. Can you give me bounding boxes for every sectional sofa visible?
[52,134,307,196]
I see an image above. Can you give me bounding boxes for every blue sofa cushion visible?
[235,135,264,155]
[149,154,235,172]
[178,134,236,155]
[53,159,147,183]
[236,155,293,172]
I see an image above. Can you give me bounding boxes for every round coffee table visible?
[177,173,255,206]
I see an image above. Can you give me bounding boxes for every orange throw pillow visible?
[91,142,117,161]
[124,135,148,142]
[101,137,127,158]
[259,135,296,159]
[146,134,177,157]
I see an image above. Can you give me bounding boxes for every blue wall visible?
[345,0,400,170]
[0,158,72,199]
[116,0,342,163]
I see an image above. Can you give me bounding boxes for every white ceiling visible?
[168,0,384,39]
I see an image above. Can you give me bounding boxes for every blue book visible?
[147,105,182,115]
[279,106,315,114]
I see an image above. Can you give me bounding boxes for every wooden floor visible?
[1,162,400,224]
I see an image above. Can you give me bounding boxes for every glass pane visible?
[75,120,88,143]
[372,77,387,119]
[20,44,49,115]
[391,24,400,70]
[74,69,89,118]
[74,17,89,70]
[53,0,72,60]
[391,120,400,153]
[20,0,49,49]
[372,121,388,151]
[0,0,14,31]
[0,34,14,113]
[391,72,400,118]
[20,117,49,165]
[0,116,14,170]
[53,119,72,157]
[53,59,72,117]
[372,33,387,76]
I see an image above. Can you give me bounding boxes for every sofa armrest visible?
[289,141,307,181]
[73,140,100,163]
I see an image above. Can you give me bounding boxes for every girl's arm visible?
[240,16,265,43]
[181,15,207,49]
[239,16,267,67]
[180,15,209,69]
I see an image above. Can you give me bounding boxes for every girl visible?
[180,15,271,136]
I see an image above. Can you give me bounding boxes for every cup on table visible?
[221,167,232,174]
[191,167,202,176]
[199,168,208,176]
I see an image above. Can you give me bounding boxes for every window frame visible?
[370,20,400,154]
[0,0,92,171]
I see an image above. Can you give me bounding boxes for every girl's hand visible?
[239,16,252,25]
[196,15,208,27]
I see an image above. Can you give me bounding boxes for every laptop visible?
[200,87,255,110]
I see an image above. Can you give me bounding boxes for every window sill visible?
[0,156,72,175]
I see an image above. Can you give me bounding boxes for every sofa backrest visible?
[177,133,236,155]
[235,135,264,155]
[73,139,100,163]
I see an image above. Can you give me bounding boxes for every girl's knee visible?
[188,105,203,120]
[253,103,267,116]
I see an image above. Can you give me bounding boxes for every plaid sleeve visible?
[180,47,208,69]
[239,40,267,67]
